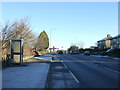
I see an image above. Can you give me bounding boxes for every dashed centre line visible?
[61,60,80,83]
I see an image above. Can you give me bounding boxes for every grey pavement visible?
[2,56,51,88]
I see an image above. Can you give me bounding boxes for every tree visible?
[70,45,79,50]
[71,41,85,49]
[77,41,85,49]
[1,17,36,59]
[35,31,49,51]
[67,45,79,53]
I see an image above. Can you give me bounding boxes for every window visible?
[118,37,120,43]
[118,44,120,49]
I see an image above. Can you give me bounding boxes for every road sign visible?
[49,46,59,52]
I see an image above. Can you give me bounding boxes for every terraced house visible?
[97,34,112,49]
[110,34,120,49]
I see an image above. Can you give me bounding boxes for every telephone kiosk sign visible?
[10,39,23,65]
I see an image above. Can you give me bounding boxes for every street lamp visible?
[50,28,56,53]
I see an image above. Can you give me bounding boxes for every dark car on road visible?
[99,51,108,56]
[106,49,113,54]
[92,52,99,55]
[84,51,90,55]
[70,50,79,54]
[57,50,63,54]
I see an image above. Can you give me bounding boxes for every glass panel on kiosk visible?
[13,41,20,53]
[13,55,20,63]
[10,39,23,65]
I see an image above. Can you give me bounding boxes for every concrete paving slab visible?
[2,62,50,88]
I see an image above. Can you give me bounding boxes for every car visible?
[92,52,99,55]
[99,51,107,56]
[70,50,74,54]
[106,49,113,53]
[106,49,114,56]
[58,50,63,54]
[70,50,79,54]
[84,51,90,55]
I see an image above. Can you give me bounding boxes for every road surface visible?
[57,53,120,88]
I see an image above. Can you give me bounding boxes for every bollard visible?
[52,56,54,60]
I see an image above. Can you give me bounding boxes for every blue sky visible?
[2,2,118,50]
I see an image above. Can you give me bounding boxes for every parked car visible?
[70,50,79,54]
[99,51,107,56]
[106,49,113,53]
[92,52,99,55]
[106,49,114,56]
[84,51,90,55]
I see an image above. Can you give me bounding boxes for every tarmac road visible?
[57,53,120,88]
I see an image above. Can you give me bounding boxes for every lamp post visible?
[50,28,56,53]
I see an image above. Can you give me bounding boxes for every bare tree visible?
[71,41,85,49]
[1,17,36,60]
[77,41,85,49]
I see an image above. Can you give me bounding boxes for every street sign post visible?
[49,46,59,53]
[10,39,23,65]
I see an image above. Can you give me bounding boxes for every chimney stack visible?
[107,34,111,37]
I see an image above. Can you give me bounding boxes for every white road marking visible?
[59,55,120,83]
[69,71,80,83]
[104,67,120,74]
[61,60,79,83]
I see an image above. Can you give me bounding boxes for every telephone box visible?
[10,39,23,65]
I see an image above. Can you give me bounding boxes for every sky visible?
[2,2,118,50]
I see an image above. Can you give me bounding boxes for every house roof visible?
[97,36,112,42]
[97,34,120,42]
[111,34,120,39]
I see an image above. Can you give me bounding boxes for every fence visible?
[2,54,34,68]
